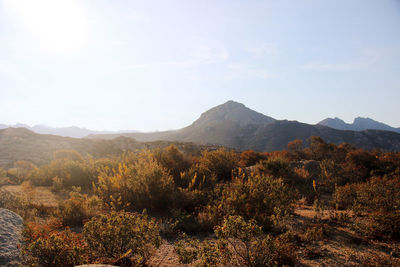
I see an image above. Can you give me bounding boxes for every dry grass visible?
[1,184,58,208]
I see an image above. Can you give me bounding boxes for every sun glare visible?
[4,0,88,52]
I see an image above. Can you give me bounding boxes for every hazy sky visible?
[0,0,399,131]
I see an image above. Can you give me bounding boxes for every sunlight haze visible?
[0,0,399,131]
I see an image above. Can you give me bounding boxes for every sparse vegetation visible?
[0,138,398,266]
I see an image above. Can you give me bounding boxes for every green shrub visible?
[83,211,161,265]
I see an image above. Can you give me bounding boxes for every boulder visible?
[0,208,23,267]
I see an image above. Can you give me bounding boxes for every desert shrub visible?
[95,150,176,212]
[194,148,239,182]
[215,215,296,266]
[7,160,37,184]
[170,209,202,234]
[57,187,103,226]
[22,219,89,267]
[354,176,400,213]
[343,149,379,181]
[196,203,225,233]
[174,234,222,266]
[29,157,95,190]
[367,211,400,240]
[360,253,400,267]
[335,176,400,240]
[0,188,38,220]
[0,167,11,185]
[287,139,307,161]
[0,167,7,178]
[254,157,292,179]
[83,211,161,265]
[220,172,296,229]
[307,136,336,161]
[239,150,267,167]
[319,159,346,193]
[301,225,327,242]
[180,167,217,190]
[155,145,191,186]
[174,233,200,264]
[333,183,357,210]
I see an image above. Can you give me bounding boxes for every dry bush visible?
[215,215,296,266]
[220,172,296,229]
[57,187,103,226]
[335,176,400,240]
[154,145,191,186]
[22,219,89,267]
[0,188,38,220]
[301,225,327,242]
[83,211,161,265]
[95,150,176,212]
[193,148,239,182]
[239,150,267,167]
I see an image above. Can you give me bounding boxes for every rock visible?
[0,208,23,267]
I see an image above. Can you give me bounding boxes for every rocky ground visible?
[0,208,23,267]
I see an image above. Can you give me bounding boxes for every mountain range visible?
[0,124,137,138]
[87,100,400,152]
[1,100,400,167]
[318,117,400,133]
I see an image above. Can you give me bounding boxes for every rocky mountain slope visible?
[88,101,400,152]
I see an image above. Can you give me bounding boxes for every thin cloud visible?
[124,40,229,70]
[244,42,279,58]
[225,63,276,80]
[302,48,383,71]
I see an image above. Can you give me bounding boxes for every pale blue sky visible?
[0,0,399,131]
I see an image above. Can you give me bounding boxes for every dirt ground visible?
[148,204,400,266]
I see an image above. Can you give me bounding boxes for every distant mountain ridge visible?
[0,127,217,168]
[0,124,138,138]
[318,117,400,133]
[87,101,400,152]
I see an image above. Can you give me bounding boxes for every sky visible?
[0,0,399,131]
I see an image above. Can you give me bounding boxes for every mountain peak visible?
[319,116,400,133]
[223,100,246,108]
[192,101,275,127]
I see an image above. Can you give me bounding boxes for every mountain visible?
[192,100,275,127]
[318,117,400,133]
[0,128,216,168]
[88,101,400,152]
[0,124,138,138]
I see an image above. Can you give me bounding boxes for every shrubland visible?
[1,139,400,265]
